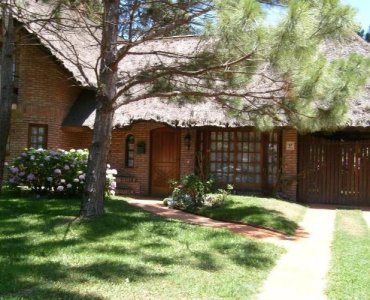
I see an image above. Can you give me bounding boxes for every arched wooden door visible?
[150,127,180,195]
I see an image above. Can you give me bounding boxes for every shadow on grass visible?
[0,193,280,298]
[198,200,300,235]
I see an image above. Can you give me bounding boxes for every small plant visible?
[204,185,233,208]
[164,175,232,210]
[6,148,116,197]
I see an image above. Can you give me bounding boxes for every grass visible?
[0,192,283,299]
[196,195,307,236]
[326,209,370,300]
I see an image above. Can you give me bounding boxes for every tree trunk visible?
[80,0,119,217]
[0,1,15,190]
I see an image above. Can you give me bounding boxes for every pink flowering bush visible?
[7,148,117,197]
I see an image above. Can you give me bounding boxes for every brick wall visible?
[281,127,298,200]
[7,33,83,160]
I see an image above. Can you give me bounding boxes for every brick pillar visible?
[180,129,196,176]
[281,128,298,201]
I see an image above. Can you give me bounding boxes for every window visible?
[125,134,135,167]
[199,129,281,192]
[28,124,48,149]
[208,130,262,189]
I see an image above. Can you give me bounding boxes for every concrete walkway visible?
[127,199,308,248]
[363,210,370,228]
[258,206,336,300]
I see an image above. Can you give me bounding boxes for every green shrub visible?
[6,148,116,197]
[166,175,232,210]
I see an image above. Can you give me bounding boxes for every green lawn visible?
[196,195,307,236]
[326,209,370,300]
[0,193,283,299]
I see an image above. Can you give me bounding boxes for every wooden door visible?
[151,127,180,195]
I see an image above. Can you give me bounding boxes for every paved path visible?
[127,199,308,248]
[363,210,370,228]
[258,206,336,300]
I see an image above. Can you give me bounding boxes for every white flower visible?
[56,186,64,192]
[73,178,79,183]
[67,183,72,188]
[30,156,35,160]
[45,156,51,161]
[70,149,76,153]
[60,179,66,184]
[54,169,62,175]
[107,164,111,168]
[64,165,70,170]
[47,177,53,182]
[4,162,8,166]
[79,174,85,180]
[77,171,83,175]
[107,169,117,175]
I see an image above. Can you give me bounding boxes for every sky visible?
[264,1,369,31]
[342,0,370,30]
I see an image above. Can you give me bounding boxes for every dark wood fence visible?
[299,135,370,206]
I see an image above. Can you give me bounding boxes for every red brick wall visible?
[7,34,83,160]
[281,127,298,200]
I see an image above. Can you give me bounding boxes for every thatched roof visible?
[16,1,370,128]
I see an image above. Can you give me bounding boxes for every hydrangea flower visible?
[64,165,70,170]
[54,169,62,175]
[10,166,19,174]
[79,174,85,180]
[27,174,35,181]
[60,179,66,184]
[73,178,79,183]
[56,186,64,192]
[67,183,72,188]
[47,177,53,182]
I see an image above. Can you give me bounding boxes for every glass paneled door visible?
[199,129,280,192]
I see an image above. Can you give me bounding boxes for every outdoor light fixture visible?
[184,133,192,150]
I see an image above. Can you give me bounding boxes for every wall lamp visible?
[184,132,192,150]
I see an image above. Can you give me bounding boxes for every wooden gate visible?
[299,135,370,206]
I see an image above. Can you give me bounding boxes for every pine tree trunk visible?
[80,0,119,217]
[0,1,15,190]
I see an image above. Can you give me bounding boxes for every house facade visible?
[4,3,370,206]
